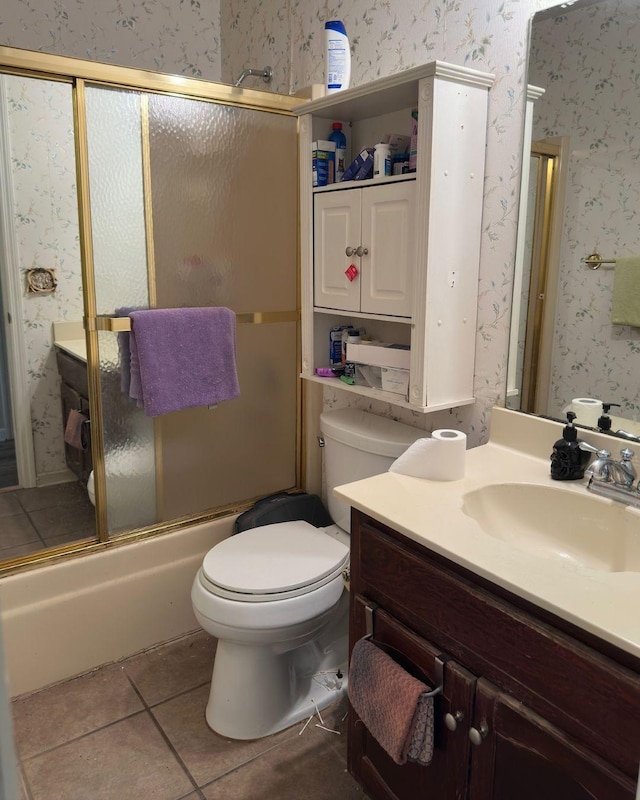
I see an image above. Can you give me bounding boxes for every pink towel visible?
[64,409,88,451]
[348,638,435,766]
[128,307,240,417]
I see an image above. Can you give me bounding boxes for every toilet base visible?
[204,594,348,739]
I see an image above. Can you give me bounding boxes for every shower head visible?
[234,66,273,87]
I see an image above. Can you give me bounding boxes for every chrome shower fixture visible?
[234,66,273,87]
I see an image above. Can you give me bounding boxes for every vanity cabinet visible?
[348,510,639,800]
[294,62,494,412]
[313,181,415,318]
[55,348,92,484]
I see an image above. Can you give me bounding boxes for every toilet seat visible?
[200,520,349,602]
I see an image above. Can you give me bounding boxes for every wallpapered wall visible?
[530,0,640,422]
[3,77,83,480]
[223,0,556,443]
[0,0,560,482]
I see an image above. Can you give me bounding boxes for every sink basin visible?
[462,483,640,573]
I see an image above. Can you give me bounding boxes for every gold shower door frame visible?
[0,46,302,561]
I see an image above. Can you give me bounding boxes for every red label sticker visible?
[345,263,359,282]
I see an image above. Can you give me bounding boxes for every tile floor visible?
[12,631,368,800]
[0,482,95,559]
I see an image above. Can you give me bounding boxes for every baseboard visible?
[0,516,234,697]
[36,468,78,487]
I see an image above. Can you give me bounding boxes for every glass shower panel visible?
[146,95,298,518]
[84,86,156,532]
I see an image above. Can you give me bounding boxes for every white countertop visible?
[54,339,87,362]
[335,407,640,659]
[52,321,86,363]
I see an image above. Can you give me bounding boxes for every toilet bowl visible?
[192,408,423,740]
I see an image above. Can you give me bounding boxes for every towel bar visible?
[88,309,299,332]
[583,252,616,270]
[362,603,445,699]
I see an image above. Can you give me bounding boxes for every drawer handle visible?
[444,711,464,732]
[469,723,489,746]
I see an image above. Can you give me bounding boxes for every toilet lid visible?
[201,520,349,597]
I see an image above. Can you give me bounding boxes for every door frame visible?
[0,76,37,487]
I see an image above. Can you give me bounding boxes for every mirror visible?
[508,0,640,439]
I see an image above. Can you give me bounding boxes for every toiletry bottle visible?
[597,402,621,432]
[373,143,391,178]
[328,122,347,182]
[325,21,351,94]
[550,412,591,480]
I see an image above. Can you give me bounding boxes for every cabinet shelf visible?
[295,61,494,412]
[312,173,416,195]
[303,374,475,413]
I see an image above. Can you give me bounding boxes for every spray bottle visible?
[325,21,351,94]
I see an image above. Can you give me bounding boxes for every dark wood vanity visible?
[348,509,640,799]
[55,348,92,484]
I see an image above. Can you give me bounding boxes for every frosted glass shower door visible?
[85,84,299,532]
[146,94,298,519]
[84,87,157,533]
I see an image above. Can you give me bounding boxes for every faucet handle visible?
[578,442,610,458]
[620,448,635,461]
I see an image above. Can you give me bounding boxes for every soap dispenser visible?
[597,402,621,432]
[550,412,591,480]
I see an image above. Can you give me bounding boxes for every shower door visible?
[82,84,299,535]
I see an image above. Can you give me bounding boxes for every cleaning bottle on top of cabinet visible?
[329,122,347,181]
[550,411,591,480]
[325,21,351,94]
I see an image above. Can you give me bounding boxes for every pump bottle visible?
[550,412,591,480]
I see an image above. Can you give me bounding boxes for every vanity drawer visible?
[56,348,89,398]
[352,511,640,779]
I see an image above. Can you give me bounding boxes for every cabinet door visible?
[313,189,361,311]
[349,595,475,800]
[468,679,636,800]
[360,182,415,317]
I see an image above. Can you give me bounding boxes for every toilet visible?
[191,408,423,740]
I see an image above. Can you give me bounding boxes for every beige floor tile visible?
[0,493,23,518]
[151,685,298,788]
[0,514,41,549]
[13,664,144,759]
[23,712,194,800]
[14,482,88,513]
[201,719,366,800]
[31,502,95,541]
[123,631,216,706]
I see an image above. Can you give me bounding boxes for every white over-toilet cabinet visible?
[294,62,494,412]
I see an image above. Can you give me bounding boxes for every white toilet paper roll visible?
[571,398,603,429]
[388,429,466,481]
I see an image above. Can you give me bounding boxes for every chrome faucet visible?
[579,443,640,507]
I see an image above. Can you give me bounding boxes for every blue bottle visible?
[328,122,347,182]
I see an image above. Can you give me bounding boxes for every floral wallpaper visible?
[530,0,640,423]
[0,0,222,80]
[0,0,566,472]
[3,75,83,481]
[221,0,559,445]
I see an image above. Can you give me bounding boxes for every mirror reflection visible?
[508,0,640,438]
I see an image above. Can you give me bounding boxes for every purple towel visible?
[128,307,240,417]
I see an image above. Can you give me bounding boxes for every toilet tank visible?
[319,408,423,532]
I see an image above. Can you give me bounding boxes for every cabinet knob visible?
[345,246,357,257]
[444,711,464,732]
[355,245,369,257]
[468,723,489,746]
